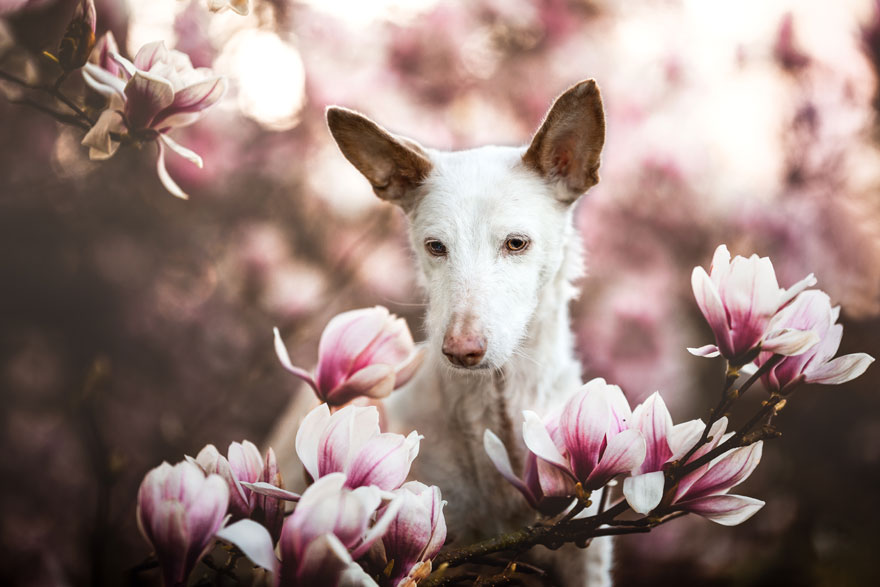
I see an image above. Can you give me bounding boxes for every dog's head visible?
[326,80,605,371]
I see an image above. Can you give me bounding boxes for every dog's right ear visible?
[326,107,433,208]
[522,79,606,204]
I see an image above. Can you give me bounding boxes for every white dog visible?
[269,80,610,586]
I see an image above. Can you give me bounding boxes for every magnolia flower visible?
[274,306,424,406]
[622,412,765,526]
[621,392,710,515]
[207,0,249,15]
[487,378,645,505]
[136,460,229,587]
[755,290,874,393]
[484,414,579,514]
[280,473,401,586]
[81,41,226,198]
[377,482,447,587]
[689,245,818,365]
[296,403,421,491]
[193,441,285,542]
[57,0,95,71]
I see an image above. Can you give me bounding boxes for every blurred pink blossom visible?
[274,306,424,406]
[296,403,421,491]
[136,460,229,587]
[81,41,226,198]
[88,30,119,76]
[755,290,874,393]
[689,244,819,365]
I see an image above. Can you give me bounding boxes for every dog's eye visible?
[505,236,530,253]
[425,239,448,256]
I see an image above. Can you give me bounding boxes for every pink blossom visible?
[378,481,447,587]
[487,378,645,503]
[622,411,765,526]
[274,306,424,407]
[689,244,819,365]
[136,460,229,587]
[755,290,874,393]
[81,41,226,199]
[192,441,286,542]
[280,473,401,586]
[296,403,421,491]
[89,31,120,77]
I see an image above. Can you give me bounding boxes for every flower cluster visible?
[486,244,873,529]
[135,307,441,587]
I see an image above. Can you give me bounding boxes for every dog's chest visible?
[385,359,577,542]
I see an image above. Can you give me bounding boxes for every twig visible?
[0,67,95,125]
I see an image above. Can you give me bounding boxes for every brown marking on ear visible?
[522,79,606,204]
[326,106,433,209]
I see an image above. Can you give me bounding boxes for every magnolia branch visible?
[0,68,95,127]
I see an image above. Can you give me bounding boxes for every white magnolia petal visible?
[350,494,403,560]
[240,481,300,502]
[691,266,732,355]
[687,344,721,358]
[81,108,124,159]
[678,494,765,526]
[156,139,189,199]
[82,63,126,98]
[160,134,203,168]
[805,353,874,385]
[777,272,817,308]
[622,471,665,515]
[668,419,706,461]
[483,429,530,497]
[295,403,332,481]
[762,328,819,356]
[522,410,569,472]
[215,519,279,575]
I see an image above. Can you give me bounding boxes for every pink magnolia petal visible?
[604,383,633,436]
[668,419,706,461]
[328,363,396,405]
[761,328,819,356]
[81,106,124,160]
[295,403,332,481]
[535,456,576,498]
[632,392,673,473]
[560,381,610,479]
[483,429,533,502]
[351,493,404,560]
[317,405,381,477]
[584,428,646,489]
[124,70,174,130]
[273,327,319,396]
[134,40,169,71]
[345,431,420,490]
[160,134,203,168]
[687,344,721,358]
[777,272,817,308]
[240,481,300,502]
[522,410,570,472]
[393,347,425,389]
[82,62,126,98]
[290,533,361,586]
[691,266,733,358]
[216,519,279,576]
[622,471,665,515]
[805,353,874,385]
[152,76,227,130]
[316,308,391,394]
[108,51,136,79]
[677,494,765,526]
[686,442,763,500]
[156,137,189,199]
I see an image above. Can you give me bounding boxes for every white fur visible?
[268,134,611,587]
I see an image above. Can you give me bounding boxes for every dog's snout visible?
[442,333,487,368]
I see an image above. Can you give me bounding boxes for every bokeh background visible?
[1,0,879,585]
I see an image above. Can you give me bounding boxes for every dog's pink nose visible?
[442,333,487,367]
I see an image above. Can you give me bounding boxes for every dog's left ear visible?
[522,79,606,204]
